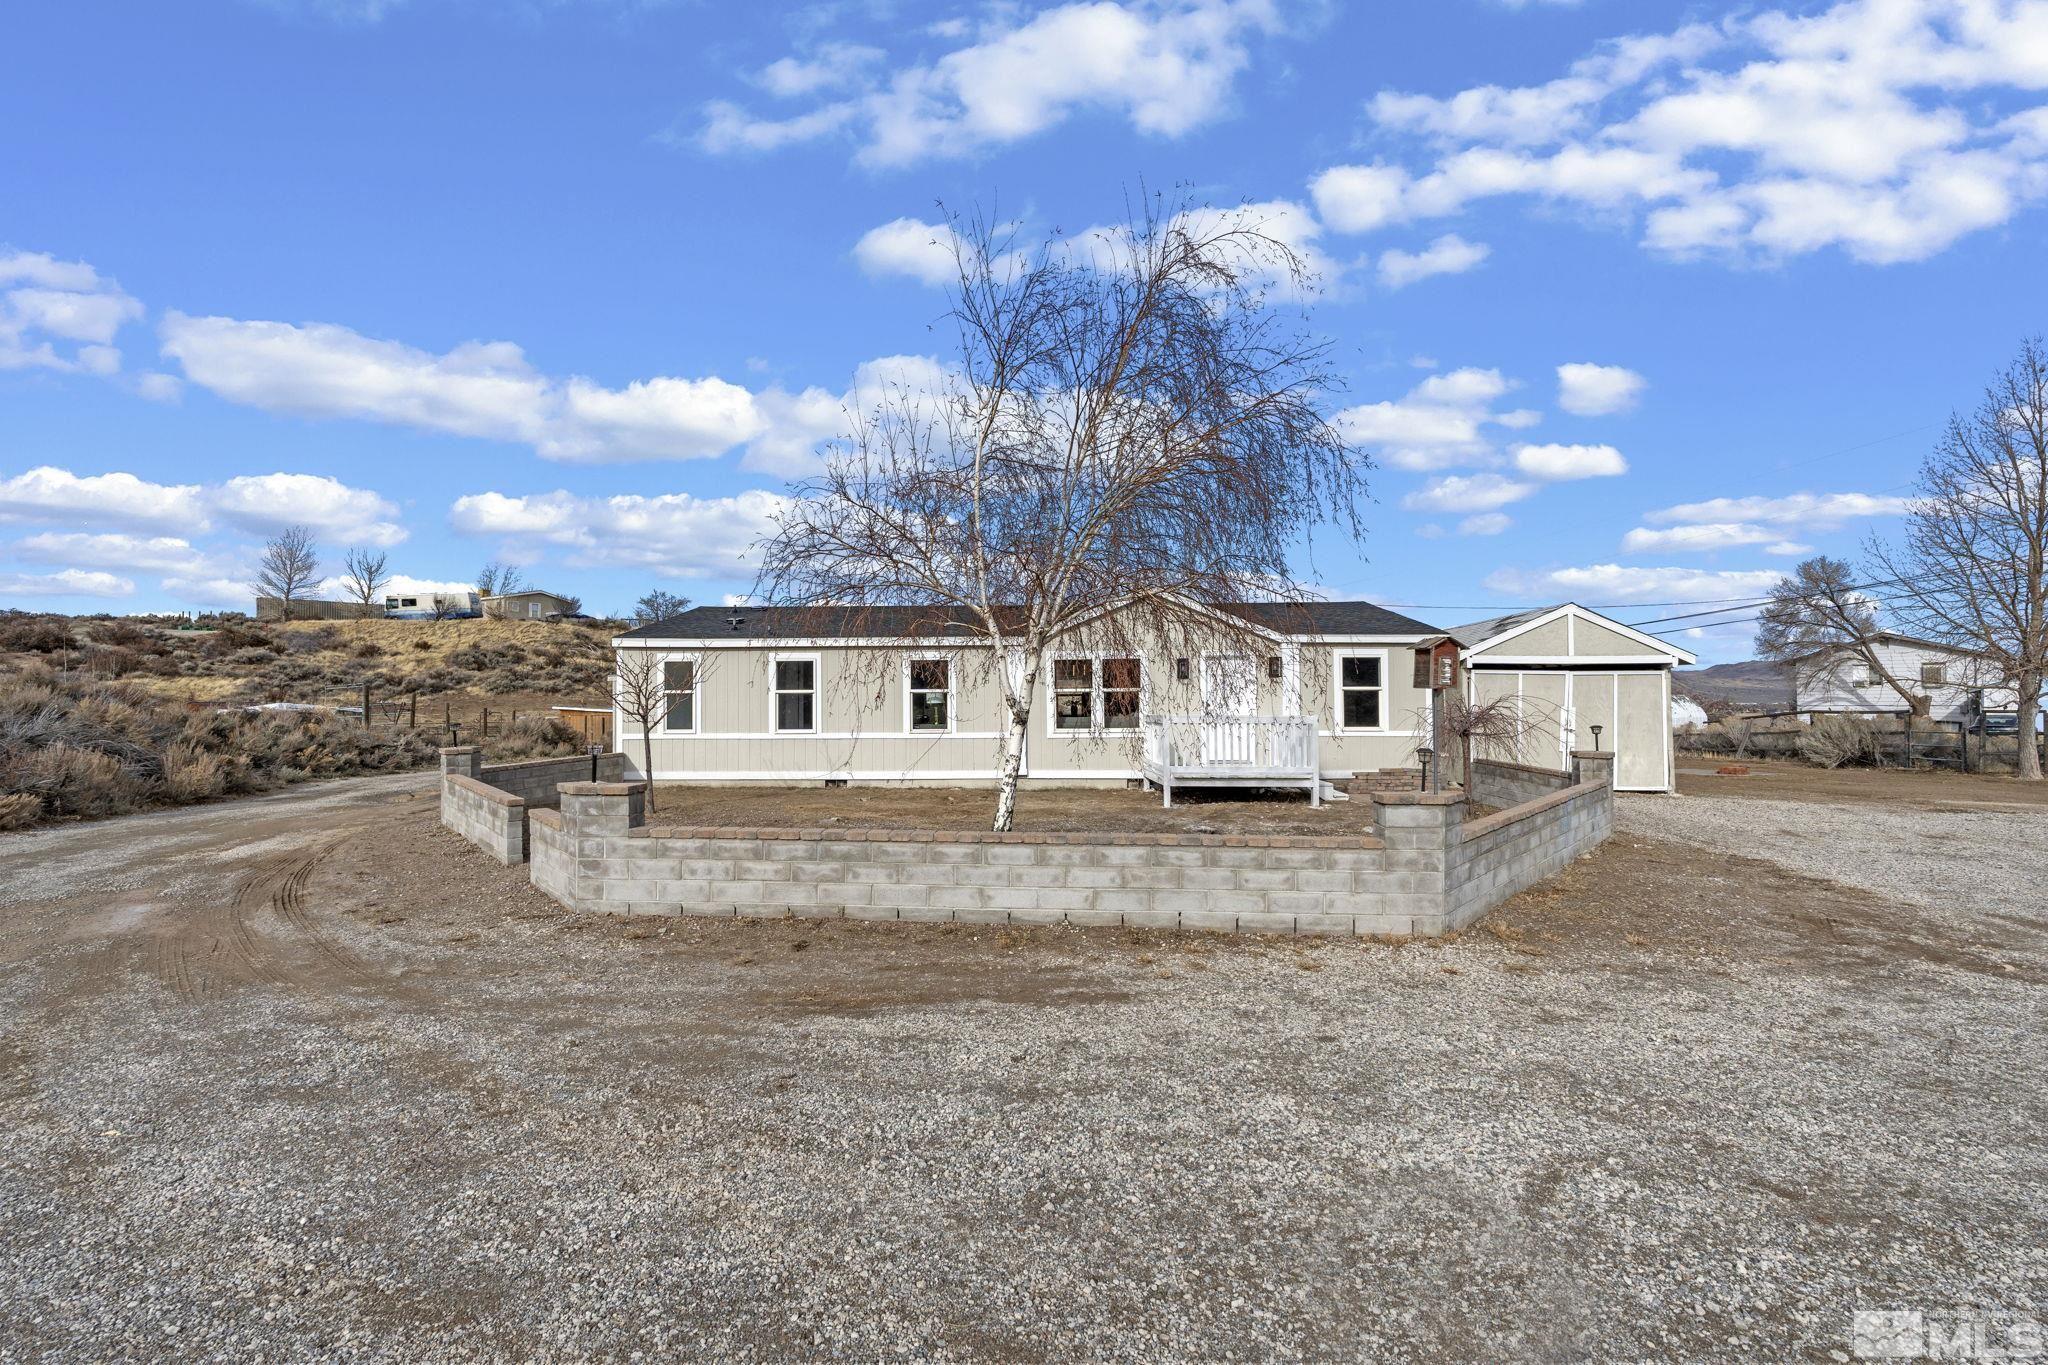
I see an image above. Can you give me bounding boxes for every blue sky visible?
[3,0,2045,661]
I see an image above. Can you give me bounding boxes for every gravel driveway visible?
[1,778,2043,1361]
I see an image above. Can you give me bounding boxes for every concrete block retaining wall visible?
[440,746,626,865]
[1448,754,1614,930]
[1467,758,1576,811]
[522,754,1618,938]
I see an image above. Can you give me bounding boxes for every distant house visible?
[384,590,481,620]
[254,596,378,621]
[1784,633,2016,724]
[482,589,579,621]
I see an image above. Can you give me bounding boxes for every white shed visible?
[1448,603,1697,793]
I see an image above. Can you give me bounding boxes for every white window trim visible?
[1332,649,1390,734]
[769,651,821,734]
[659,652,701,735]
[903,653,957,735]
[1043,652,1148,738]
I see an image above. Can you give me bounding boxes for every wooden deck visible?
[1140,716,1322,807]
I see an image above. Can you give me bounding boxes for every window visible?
[1053,658,1094,730]
[909,658,950,731]
[1102,657,1141,729]
[527,602,542,619]
[662,659,696,733]
[1920,661,1947,687]
[773,657,815,732]
[1338,655,1383,730]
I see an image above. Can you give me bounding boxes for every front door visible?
[1200,654,1258,764]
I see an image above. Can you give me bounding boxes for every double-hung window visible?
[909,658,951,732]
[1920,661,1947,687]
[1053,658,1094,730]
[1053,656,1142,730]
[661,659,696,733]
[773,657,816,733]
[1101,657,1141,729]
[1337,655,1384,731]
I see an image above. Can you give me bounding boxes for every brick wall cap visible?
[1371,791,1467,807]
[617,823,1385,851]
[557,781,646,796]
[528,808,565,830]
[446,773,524,807]
[439,745,480,756]
[1570,750,1616,760]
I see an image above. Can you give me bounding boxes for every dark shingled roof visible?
[618,600,1440,641]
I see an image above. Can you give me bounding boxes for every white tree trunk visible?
[993,707,1029,832]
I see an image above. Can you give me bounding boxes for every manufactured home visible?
[614,598,1695,795]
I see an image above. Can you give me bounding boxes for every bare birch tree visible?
[613,648,667,795]
[1756,556,1928,716]
[255,525,320,622]
[1870,337,2048,779]
[753,194,1370,831]
[339,547,390,615]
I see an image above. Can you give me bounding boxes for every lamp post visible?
[588,742,602,783]
[1590,724,1603,751]
[1417,744,1436,793]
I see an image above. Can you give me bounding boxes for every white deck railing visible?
[1141,715,1319,777]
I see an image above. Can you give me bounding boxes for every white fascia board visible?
[613,635,994,650]
[1461,603,1696,665]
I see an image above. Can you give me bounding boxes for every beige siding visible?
[621,615,1438,782]
[1571,617,1670,657]
[1615,672,1670,790]
[1494,618,1570,656]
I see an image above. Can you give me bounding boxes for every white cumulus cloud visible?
[1401,472,1537,513]
[1376,233,1490,288]
[1556,362,1647,415]
[448,488,790,580]
[1312,0,2048,265]
[1513,442,1629,480]
[1645,490,1912,526]
[0,568,134,597]
[1334,367,1529,471]
[698,0,1288,168]
[1483,563,1786,603]
[1621,523,1812,554]
[0,250,143,375]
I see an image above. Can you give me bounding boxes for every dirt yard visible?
[1,768,2043,1360]
[650,781,1386,836]
[1678,756,2048,810]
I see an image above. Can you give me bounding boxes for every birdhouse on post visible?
[1413,636,1461,691]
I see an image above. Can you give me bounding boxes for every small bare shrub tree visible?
[755,194,1370,831]
[255,525,319,622]
[339,547,390,616]
[613,648,667,795]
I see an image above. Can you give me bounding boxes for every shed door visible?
[1614,672,1668,791]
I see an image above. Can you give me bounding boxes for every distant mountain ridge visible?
[1674,660,1792,711]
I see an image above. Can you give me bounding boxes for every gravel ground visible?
[1,776,2044,1361]
[1621,790,2048,924]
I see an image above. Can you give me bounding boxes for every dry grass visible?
[0,658,587,829]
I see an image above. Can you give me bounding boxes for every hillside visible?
[1674,660,1791,713]
[0,611,616,829]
